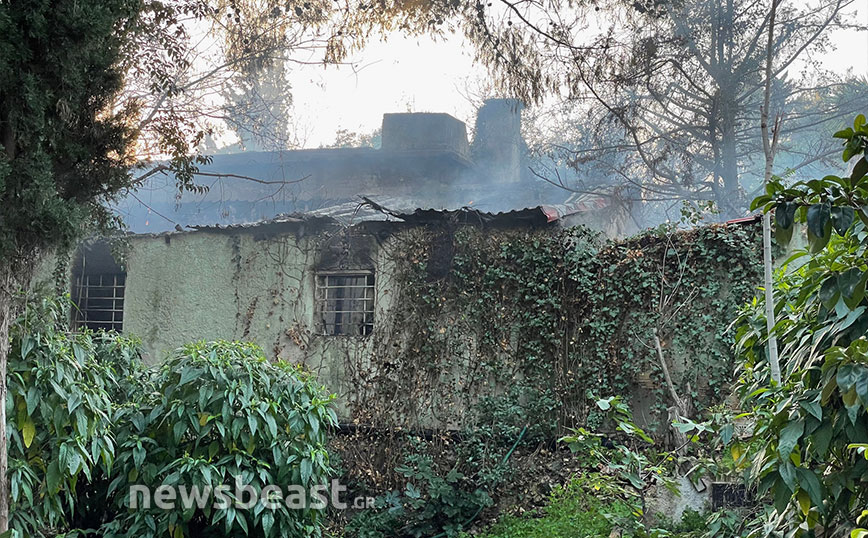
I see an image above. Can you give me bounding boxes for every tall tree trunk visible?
[0,259,34,533]
[720,99,742,218]
[0,266,12,533]
[761,0,782,383]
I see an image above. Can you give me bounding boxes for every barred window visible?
[71,241,125,332]
[316,273,374,336]
[73,273,125,332]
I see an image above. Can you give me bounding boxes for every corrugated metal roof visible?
[137,192,613,235]
[307,193,611,225]
[187,213,339,232]
[353,196,604,227]
[724,214,762,225]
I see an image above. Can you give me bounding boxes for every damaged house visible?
[57,99,759,431]
[114,99,633,234]
[72,98,632,353]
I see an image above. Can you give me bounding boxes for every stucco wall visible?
[122,223,403,418]
[69,218,761,431]
[125,232,244,360]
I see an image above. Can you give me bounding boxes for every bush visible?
[102,340,337,537]
[345,436,499,538]
[8,295,141,535]
[7,295,337,537]
[736,114,868,536]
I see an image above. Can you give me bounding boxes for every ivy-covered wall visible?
[345,221,763,437]
[59,218,761,435]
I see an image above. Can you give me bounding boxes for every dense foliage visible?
[733,114,868,536]
[0,1,149,528]
[0,0,142,261]
[349,220,761,438]
[337,220,760,536]
[7,296,336,537]
[7,296,139,534]
[475,397,739,538]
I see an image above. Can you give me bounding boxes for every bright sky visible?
[288,33,481,148]
[286,5,868,149]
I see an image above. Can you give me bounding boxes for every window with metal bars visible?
[72,273,125,332]
[316,273,374,336]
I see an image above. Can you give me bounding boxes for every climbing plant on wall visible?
[332,218,761,536]
[343,221,761,437]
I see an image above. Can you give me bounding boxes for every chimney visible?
[380,113,470,158]
[471,98,525,185]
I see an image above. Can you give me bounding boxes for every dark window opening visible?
[316,273,374,336]
[72,242,125,332]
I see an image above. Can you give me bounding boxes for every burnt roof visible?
[354,196,608,227]
[131,194,610,238]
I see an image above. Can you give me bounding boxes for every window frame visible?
[315,271,375,337]
[72,272,126,332]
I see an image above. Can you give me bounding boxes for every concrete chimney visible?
[471,99,525,185]
[380,113,470,158]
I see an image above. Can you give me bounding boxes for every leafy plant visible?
[7,294,338,537]
[561,396,675,533]
[347,432,513,538]
[394,446,493,537]
[101,340,338,537]
[7,294,142,535]
[735,114,868,536]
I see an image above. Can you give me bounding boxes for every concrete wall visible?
[122,212,631,364]
[55,216,759,431]
[121,222,405,418]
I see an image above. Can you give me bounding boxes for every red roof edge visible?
[540,205,561,223]
[724,214,762,225]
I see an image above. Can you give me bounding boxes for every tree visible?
[0,1,145,528]
[221,60,294,151]
[734,115,868,535]
[760,0,782,384]
[324,127,382,149]
[464,0,867,218]
[125,0,335,179]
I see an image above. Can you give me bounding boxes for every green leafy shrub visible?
[7,295,337,537]
[393,446,494,537]
[7,295,142,535]
[346,435,505,538]
[101,340,338,537]
[561,395,675,534]
[736,114,868,536]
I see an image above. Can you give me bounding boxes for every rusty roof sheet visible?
[186,213,339,232]
[135,191,612,235]
[351,194,609,226]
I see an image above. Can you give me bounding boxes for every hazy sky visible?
[286,7,868,148]
[288,33,481,148]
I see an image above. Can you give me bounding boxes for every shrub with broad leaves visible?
[735,114,868,536]
[7,295,337,538]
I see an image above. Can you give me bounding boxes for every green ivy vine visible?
[345,220,762,438]
[336,220,762,537]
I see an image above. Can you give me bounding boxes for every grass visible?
[466,476,635,538]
